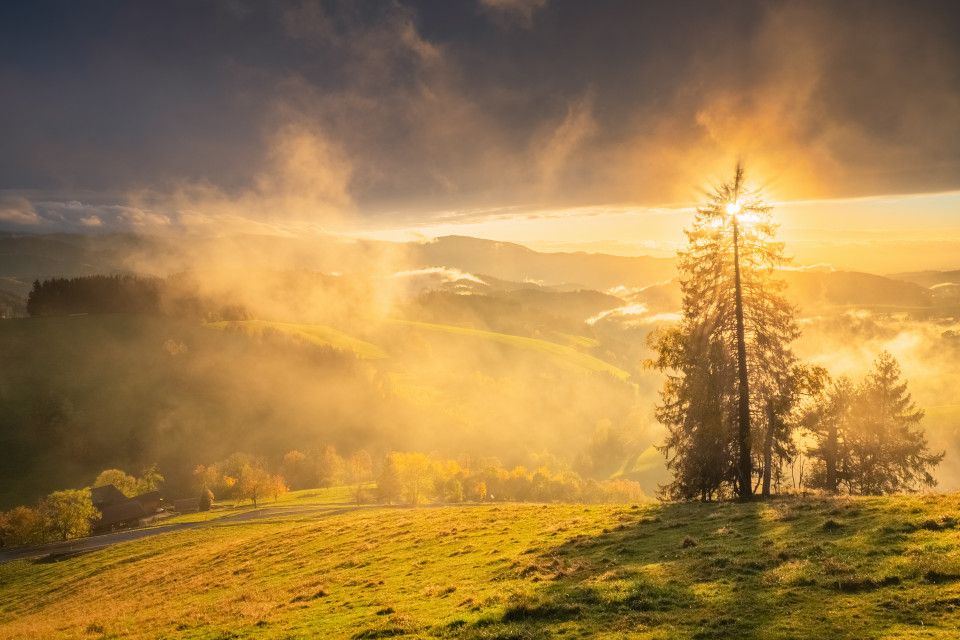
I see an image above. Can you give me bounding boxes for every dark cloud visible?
[478,0,550,29]
[1,0,958,232]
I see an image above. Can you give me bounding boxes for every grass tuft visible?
[822,519,844,531]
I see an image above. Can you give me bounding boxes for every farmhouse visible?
[91,485,164,534]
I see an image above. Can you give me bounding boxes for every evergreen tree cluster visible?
[649,166,943,500]
[805,351,944,495]
[27,275,162,316]
[25,274,253,320]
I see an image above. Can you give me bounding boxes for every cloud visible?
[120,118,353,234]
[3,1,960,233]
[610,1,960,204]
[0,195,41,225]
[479,0,550,28]
[389,267,486,285]
[533,91,597,197]
[0,199,172,233]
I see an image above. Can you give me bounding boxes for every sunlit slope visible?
[203,319,627,379]
[389,319,630,381]
[0,314,641,510]
[0,315,397,509]
[2,494,960,639]
[205,320,388,359]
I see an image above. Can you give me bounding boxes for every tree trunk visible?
[762,401,775,497]
[733,217,752,500]
[826,422,838,492]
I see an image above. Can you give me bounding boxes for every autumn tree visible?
[315,445,345,488]
[93,469,138,497]
[348,450,373,483]
[281,450,315,490]
[649,165,800,500]
[432,459,465,503]
[377,453,402,504]
[43,489,98,541]
[397,453,434,505]
[94,465,163,497]
[193,464,222,501]
[235,462,273,507]
[345,450,372,505]
[0,506,46,546]
[135,464,164,494]
[268,475,289,502]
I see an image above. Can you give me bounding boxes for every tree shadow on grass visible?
[435,496,960,640]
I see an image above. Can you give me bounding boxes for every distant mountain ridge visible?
[0,232,677,303]
[412,235,677,291]
[1,232,958,320]
[889,270,960,288]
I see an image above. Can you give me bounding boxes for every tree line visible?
[1,441,650,549]
[26,274,250,320]
[194,447,649,508]
[648,165,943,501]
[0,466,163,547]
[27,275,163,316]
[375,451,648,506]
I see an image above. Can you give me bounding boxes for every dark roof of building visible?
[96,500,147,528]
[91,484,128,507]
[132,491,162,507]
[173,497,200,511]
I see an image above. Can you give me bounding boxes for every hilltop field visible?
[2,491,960,639]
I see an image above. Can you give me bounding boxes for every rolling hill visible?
[0,310,640,510]
[2,491,959,639]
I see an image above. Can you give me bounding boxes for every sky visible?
[1,0,959,272]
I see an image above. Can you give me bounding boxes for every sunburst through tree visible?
[648,164,801,500]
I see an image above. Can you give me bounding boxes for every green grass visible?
[205,320,388,359]
[153,487,372,526]
[389,319,630,380]
[2,493,960,639]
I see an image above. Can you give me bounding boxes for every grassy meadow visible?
[2,492,960,639]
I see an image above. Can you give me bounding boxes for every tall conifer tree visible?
[650,165,800,500]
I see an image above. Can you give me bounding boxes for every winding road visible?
[0,503,361,563]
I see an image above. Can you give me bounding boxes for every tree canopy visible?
[649,165,800,500]
[804,351,943,495]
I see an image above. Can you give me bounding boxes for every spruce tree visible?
[846,351,943,494]
[805,353,943,494]
[650,165,800,500]
[803,375,855,493]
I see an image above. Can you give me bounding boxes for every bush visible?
[199,488,213,512]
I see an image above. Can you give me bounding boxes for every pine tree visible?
[803,375,855,493]
[760,363,827,496]
[804,353,943,494]
[846,351,943,494]
[649,164,800,500]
